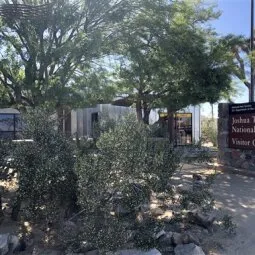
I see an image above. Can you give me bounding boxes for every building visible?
[70,104,135,138]
[70,104,201,145]
[153,105,201,145]
[0,104,201,145]
[0,108,21,139]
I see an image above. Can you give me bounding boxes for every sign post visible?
[229,103,255,149]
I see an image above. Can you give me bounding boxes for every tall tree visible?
[221,35,251,98]
[0,0,135,111]
[114,0,233,127]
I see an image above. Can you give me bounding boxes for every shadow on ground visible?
[178,164,255,255]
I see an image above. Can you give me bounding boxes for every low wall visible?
[218,103,255,171]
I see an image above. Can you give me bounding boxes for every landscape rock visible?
[31,248,62,255]
[158,232,173,246]
[176,184,192,193]
[193,180,207,191]
[172,232,183,245]
[78,241,97,253]
[158,231,200,248]
[159,245,174,254]
[0,234,9,255]
[8,234,20,253]
[150,207,164,216]
[109,248,162,255]
[187,210,216,229]
[66,253,84,255]
[157,210,173,222]
[154,230,166,240]
[62,220,79,237]
[185,233,200,246]
[85,250,99,255]
[113,203,133,217]
[174,243,205,255]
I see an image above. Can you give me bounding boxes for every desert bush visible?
[201,118,217,147]
[12,109,77,223]
[0,140,13,179]
[76,115,180,252]
[180,189,215,212]
[221,214,237,235]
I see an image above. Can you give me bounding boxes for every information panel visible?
[229,103,255,149]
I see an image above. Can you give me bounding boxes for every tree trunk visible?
[143,103,151,125]
[136,101,143,122]
[57,105,64,133]
[167,107,175,144]
[11,194,21,221]
[64,108,72,137]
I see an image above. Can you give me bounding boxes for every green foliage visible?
[113,0,234,121]
[0,140,13,180]
[179,173,215,212]
[201,118,218,147]
[0,0,133,109]
[76,115,180,251]
[12,109,76,222]
[220,34,251,91]
[221,214,237,235]
[180,189,215,212]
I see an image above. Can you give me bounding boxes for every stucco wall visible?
[218,103,255,171]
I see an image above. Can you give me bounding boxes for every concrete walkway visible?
[180,164,255,255]
[213,170,255,255]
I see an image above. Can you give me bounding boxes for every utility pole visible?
[251,0,254,102]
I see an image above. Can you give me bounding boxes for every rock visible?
[158,231,200,247]
[108,249,162,255]
[8,234,20,253]
[85,250,99,255]
[174,243,205,255]
[187,210,216,229]
[202,229,209,235]
[157,193,167,200]
[193,181,207,191]
[0,234,9,255]
[172,232,183,245]
[154,230,166,239]
[62,220,78,238]
[150,207,164,216]
[65,253,84,255]
[117,249,161,255]
[113,203,133,217]
[192,174,203,181]
[185,233,200,246]
[31,247,62,255]
[157,210,173,222]
[63,220,78,232]
[158,232,173,247]
[78,241,97,253]
[241,161,250,170]
[159,246,174,254]
[176,184,192,193]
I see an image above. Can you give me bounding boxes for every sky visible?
[201,0,251,117]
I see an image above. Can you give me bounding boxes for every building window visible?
[0,114,21,139]
[175,113,192,145]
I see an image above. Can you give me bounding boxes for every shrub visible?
[12,109,77,223]
[221,214,237,235]
[76,115,180,252]
[0,140,13,179]
[201,118,217,147]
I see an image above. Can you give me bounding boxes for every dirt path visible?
[180,164,255,255]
